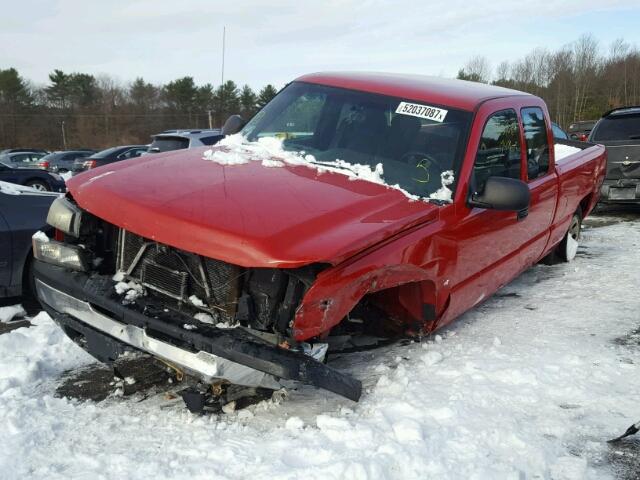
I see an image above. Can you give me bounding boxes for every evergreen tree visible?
[257,84,278,108]
[239,84,257,118]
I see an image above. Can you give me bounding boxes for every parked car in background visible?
[72,145,148,174]
[34,73,606,403]
[0,151,46,169]
[0,148,49,155]
[589,106,640,203]
[38,150,95,173]
[0,182,58,298]
[0,162,66,192]
[148,129,224,153]
[567,120,596,141]
[551,122,569,139]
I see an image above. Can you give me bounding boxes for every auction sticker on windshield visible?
[396,102,448,122]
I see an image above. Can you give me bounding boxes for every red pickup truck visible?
[33,73,606,404]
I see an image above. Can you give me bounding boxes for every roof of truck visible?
[296,72,532,111]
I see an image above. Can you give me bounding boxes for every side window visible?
[472,109,522,194]
[521,107,550,180]
[200,135,223,146]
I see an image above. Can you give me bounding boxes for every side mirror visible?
[222,114,246,135]
[468,176,530,211]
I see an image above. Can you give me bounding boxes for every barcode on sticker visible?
[396,102,447,122]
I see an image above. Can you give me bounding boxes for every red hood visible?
[67,147,438,267]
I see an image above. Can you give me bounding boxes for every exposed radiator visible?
[116,229,243,319]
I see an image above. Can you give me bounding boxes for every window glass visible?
[472,109,522,193]
[521,107,550,179]
[551,123,568,140]
[590,114,640,141]
[242,82,473,199]
[149,137,189,152]
[200,135,224,146]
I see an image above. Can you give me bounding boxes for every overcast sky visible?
[2,0,639,90]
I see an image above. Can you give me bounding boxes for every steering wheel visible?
[400,151,444,187]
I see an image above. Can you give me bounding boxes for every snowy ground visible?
[0,212,639,479]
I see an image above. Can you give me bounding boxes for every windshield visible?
[591,115,640,141]
[242,82,473,199]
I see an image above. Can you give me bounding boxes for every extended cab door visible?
[519,106,558,261]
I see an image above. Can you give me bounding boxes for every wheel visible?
[25,179,50,191]
[557,210,582,262]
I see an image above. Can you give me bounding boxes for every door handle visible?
[517,208,528,221]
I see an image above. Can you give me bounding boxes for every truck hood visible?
[67,147,438,267]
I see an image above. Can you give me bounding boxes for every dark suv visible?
[589,106,640,203]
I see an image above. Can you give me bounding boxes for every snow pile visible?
[555,143,582,161]
[32,230,50,243]
[0,305,26,323]
[0,219,639,478]
[204,135,421,202]
[428,170,455,202]
[114,279,145,303]
[0,181,29,195]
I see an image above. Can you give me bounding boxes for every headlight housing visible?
[33,235,87,271]
[46,196,83,237]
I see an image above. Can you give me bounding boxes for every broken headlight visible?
[33,236,87,271]
[46,196,83,237]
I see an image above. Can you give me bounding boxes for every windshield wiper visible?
[308,160,359,174]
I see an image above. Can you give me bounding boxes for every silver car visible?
[147,129,224,153]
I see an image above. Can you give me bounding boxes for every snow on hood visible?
[203,134,453,203]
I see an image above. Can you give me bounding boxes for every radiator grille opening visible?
[116,229,244,320]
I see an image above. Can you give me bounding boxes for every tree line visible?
[457,35,640,128]
[0,69,279,150]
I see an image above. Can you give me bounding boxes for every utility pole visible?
[208,110,213,129]
[61,121,67,150]
[219,26,226,126]
[221,26,226,86]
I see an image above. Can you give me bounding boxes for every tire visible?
[557,210,582,262]
[25,179,50,191]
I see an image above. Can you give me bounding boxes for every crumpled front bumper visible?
[34,261,362,401]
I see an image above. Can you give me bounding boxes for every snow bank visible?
[1,221,639,479]
[0,181,29,195]
[0,305,26,323]
[555,143,582,161]
[204,135,448,203]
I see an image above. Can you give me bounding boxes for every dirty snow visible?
[60,171,73,182]
[188,294,206,308]
[555,143,582,161]
[0,305,26,323]
[204,134,422,202]
[0,219,639,479]
[114,279,145,302]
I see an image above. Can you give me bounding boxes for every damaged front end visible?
[33,196,362,401]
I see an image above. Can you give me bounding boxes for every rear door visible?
[520,106,558,261]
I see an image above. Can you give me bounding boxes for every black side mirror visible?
[468,176,530,211]
[222,114,246,135]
